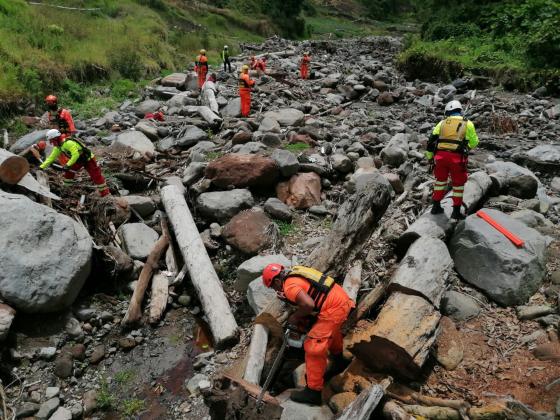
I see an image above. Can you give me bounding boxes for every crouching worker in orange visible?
[40,129,110,197]
[300,52,311,80]
[239,65,255,117]
[263,264,354,405]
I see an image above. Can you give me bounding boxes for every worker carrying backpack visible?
[283,266,336,311]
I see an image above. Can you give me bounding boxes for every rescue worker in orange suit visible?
[300,52,311,80]
[262,264,355,405]
[195,49,209,89]
[45,95,76,139]
[239,64,255,117]
[426,100,479,220]
[251,55,266,76]
[40,129,110,197]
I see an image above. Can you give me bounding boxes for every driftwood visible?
[121,230,169,326]
[346,292,441,379]
[382,400,415,420]
[35,171,52,207]
[161,185,238,349]
[342,282,388,334]
[221,372,280,406]
[402,405,460,419]
[243,324,269,385]
[338,377,392,420]
[342,260,362,301]
[148,272,169,325]
[388,236,452,308]
[306,173,391,277]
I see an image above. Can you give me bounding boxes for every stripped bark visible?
[342,260,363,301]
[338,377,392,420]
[243,324,269,385]
[148,272,169,325]
[35,171,52,207]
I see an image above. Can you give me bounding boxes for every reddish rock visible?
[231,131,252,145]
[222,209,274,255]
[277,172,322,209]
[533,342,560,361]
[287,133,317,147]
[377,92,394,106]
[205,154,279,188]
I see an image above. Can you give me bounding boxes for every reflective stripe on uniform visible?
[452,185,464,197]
[433,181,448,191]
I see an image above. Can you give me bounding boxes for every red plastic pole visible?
[476,210,524,248]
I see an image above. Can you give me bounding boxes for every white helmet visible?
[224,45,228,49]
[445,100,463,114]
[46,129,62,141]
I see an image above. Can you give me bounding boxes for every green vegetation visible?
[97,378,116,410]
[120,398,146,417]
[284,142,310,153]
[114,369,136,386]
[275,220,296,236]
[205,151,224,161]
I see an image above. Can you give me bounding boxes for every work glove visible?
[425,151,434,160]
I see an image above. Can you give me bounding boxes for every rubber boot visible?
[451,205,465,220]
[430,200,444,214]
[290,386,322,406]
[324,353,349,382]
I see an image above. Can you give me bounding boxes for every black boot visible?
[324,353,349,382]
[451,206,465,220]
[430,200,444,214]
[290,387,322,405]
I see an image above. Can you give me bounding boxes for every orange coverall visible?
[195,54,208,89]
[239,72,255,117]
[300,55,311,80]
[48,108,76,165]
[283,277,354,391]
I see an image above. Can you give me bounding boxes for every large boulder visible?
[277,172,322,209]
[259,117,281,133]
[158,126,208,151]
[161,73,187,89]
[111,131,155,155]
[450,209,550,306]
[222,209,275,255]
[380,133,410,167]
[264,197,293,221]
[236,254,290,292]
[134,121,158,141]
[9,129,49,154]
[0,191,92,313]
[263,108,305,127]
[120,196,156,218]
[134,100,161,117]
[271,149,299,177]
[441,291,481,321]
[197,189,254,222]
[247,277,277,315]
[522,144,560,172]
[118,223,159,260]
[205,154,279,188]
[222,98,241,118]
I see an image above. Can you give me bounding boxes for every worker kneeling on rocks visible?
[40,129,110,197]
[262,264,354,405]
[426,100,479,220]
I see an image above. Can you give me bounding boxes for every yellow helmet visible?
[241,64,249,72]
[200,49,206,55]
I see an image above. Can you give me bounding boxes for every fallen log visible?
[388,236,452,308]
[382,400,415,420]
[0,155,29,185]
[306,172,392,276]
[221,372,280,406]
[197,105,223,128]
[342,260,363,302]
[402,404,460,419]
[342,282,388,334]
[121,231,169,326]
[35,171,52,208]
[243,324,269,385]
[338,377,392,420]
[161,185,238,349]
[148,272,169,325]
[346,292,441,379]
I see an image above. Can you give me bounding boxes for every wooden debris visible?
[342,282,388,334]
[161,185,238,349]
[148,272,169,325]
[35,170,52,207]
[221,372,280,406]
[382,400,415,420]
[0,155,29,185]
[342,260,363,302]
[338,377,392,420]
[243,324,269,385]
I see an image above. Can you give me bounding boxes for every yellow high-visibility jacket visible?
[425,116,479,160]
[40,138,93,169]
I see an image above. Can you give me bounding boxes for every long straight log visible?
[149,272,169,325]
[342,260,362,301]
[306,172,391,276]
[122,233,169,326]
[243,324,269,385]
[342,282,388,334]
[161,185,238,349]
[338,377,392,420]
[382,400,415,420]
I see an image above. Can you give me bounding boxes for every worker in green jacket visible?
[40,129,110,197]
[222,45,232,73]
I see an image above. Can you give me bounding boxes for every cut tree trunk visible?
[243,324,269,385]
[388,236,452,308]
[0,155,29,185]
[148,272,169,325]
[161,185,238,349]
[338,377,392,420]
[121,232,169,327]
[35,171,52,207]
[382,400,415,420]
[342,260,362,301]
[342,282,388,334]
[306,173,391,276]
[346,292,441,379]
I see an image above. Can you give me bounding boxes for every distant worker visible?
[44,95,76,139]
[202,73,219,115]
[195,49,209,89]
[262,264,354,405]
[238,65,255,117]
[426,100,479,219]
[250,55,266,76]
[40,129,110,197]
[222,45,232,73]
[19,140,47,165]
[300,52,311,80]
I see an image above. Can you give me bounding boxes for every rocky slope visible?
[1,35,560,419]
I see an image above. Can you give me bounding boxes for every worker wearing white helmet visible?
[425,100,479,219]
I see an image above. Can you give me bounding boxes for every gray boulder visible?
[380,133,410,167]
[523,144,560,172]
[222,98,241,118]
[271,149,299,177]
[510,209,553,228]
[450,209,550,306]
[182,162,207,186]
[247,276,277,315]
[134,99,161,117]
[196,189,254,222]
[49,407,73,420]
[167,92,196,108]
[111,131,155,155]
[508,175,538,199]
[236,254,290,292]
[135,121,159,141]
[259,117,281,133]
[331,153,353,173]
[161,72,187,89]
[118,223,159,260]
[35,398,60,420]
[264,108,305,127]
[264,198,292,221]
[280,400,333,420]
[0,191,92,313]
[441,291,481,321]
[121,196,156,218]
[9,129,49,154]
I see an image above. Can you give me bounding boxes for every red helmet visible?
[45,95,58,105]
[262,263,285,287]
[36,140,47,151]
